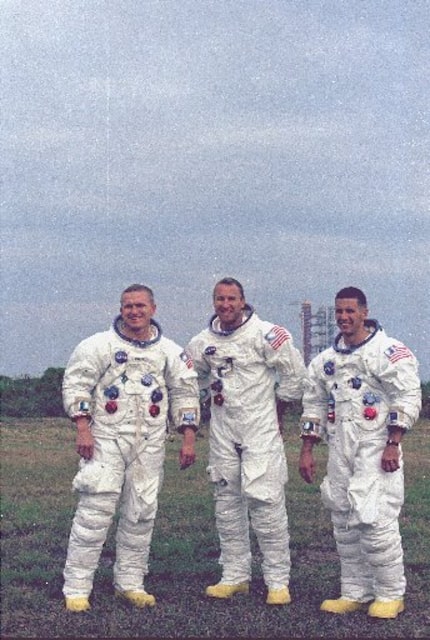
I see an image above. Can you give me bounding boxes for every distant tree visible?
[0,376,39,417]
[0,369,66,418]
[35,368,66,417]
[421,381,430,419]
[0,375,13,392]
[0,369,429,420]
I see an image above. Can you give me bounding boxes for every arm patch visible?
[265,325,290,350]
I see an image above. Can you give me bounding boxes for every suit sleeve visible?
[62,335,109,419]
[262,323,308,401]
[376,340,422,430]
[164,341,200,429]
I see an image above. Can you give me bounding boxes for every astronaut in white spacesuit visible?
[299,286,421,619]
[62,284,199,612]
[187,277,307,605]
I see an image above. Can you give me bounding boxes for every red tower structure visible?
[301,301,313,366]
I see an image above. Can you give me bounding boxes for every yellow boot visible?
[115,589,156,608]
[65,596,90,612]
[320,598,369,614]
[266,587,291,605]
[368,599,404,619]
[205,582,249,599]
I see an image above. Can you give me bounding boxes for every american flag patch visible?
[265,325,290,350]
[180,351,193,369]
[384,344,413,364]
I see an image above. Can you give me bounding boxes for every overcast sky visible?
[1,0,429,381]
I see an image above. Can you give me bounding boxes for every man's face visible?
[213,283,245,330]
[120,290,156,336]
[335,297,368,345]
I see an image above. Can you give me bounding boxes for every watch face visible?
[387,439,399,447]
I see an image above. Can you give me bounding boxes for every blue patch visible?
[204,346,217,356]
[104,385,119,400]
[141,374,153,386]
[363,392,378,406]
[211,379,223,393]
[115,350,128,364]
[389,411,399,423]
[349,376,362,389]
[323,361,335,375]
[151,388,163,403]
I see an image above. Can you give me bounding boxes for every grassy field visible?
[1,416,429,639]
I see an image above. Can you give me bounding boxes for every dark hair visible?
[213,277,245,299]
[335,286,367,306]
[121,284,155,304]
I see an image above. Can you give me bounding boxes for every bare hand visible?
[76,429,94,460]
[381,444,400,473]
[299,449,316,484]
[179,443,196,469]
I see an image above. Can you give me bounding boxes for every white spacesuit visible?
[62,316,199,599]
[187,305,306,592]
[301,320,421,603]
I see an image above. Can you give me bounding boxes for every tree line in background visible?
[1,368,66,418]
[1,368,429,420]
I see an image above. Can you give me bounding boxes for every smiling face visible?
[120,290,156,340]
[213,283,245,331]
[335,297,369,346]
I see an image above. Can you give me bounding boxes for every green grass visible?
[1,417,429,639]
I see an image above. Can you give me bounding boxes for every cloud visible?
[1,0,429,379]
